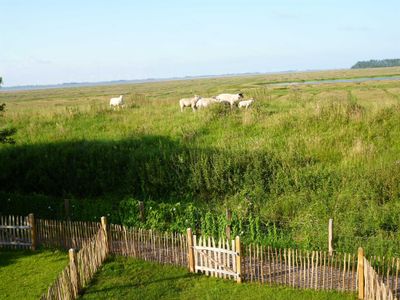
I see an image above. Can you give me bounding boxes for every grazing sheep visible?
[179,95,201,112]
[238,99,254,109]
[195,97,218,109]
[110,95,124,109]
[215,93,244,107]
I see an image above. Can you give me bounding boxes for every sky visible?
[0,0,399,86]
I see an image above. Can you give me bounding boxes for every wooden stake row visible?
[364,257,397,300]
[36,218,100,249]
[108,224,188,268]
[41,228,108,300]
[367,255,400,299]
[0,214,33,249]
[242,244,357,292]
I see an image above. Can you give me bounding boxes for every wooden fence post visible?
[226,209,232,241]
[28,213,36,251]
[138,201,145,222]
[69,248,81,296]
[358,247,364,299]
[187,228,195,273]
[101,216,110,253]
[328,218,333,256]
[236,236,242,283]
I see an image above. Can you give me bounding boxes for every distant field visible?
[79,256,355,300]
[0,249,68,299]
[1,67,400,255]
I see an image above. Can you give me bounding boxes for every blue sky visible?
[0,0,399,86]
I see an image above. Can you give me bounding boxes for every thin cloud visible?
[273,11,301,20]
[29,57,53,65]
[338,25,373,32]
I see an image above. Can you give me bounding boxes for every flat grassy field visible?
[1,67,400,255]
[79,256,355,300]
[0,249,68,299]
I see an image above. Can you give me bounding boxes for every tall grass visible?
[1,72,400,256]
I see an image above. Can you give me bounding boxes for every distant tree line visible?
[351,59,400,69]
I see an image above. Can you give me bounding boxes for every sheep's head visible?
[238,93,244,99]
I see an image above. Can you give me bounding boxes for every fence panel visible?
[41,228,108,300]
[364,257,397,300]
[109,224,188,268]
[0,215,32,249]
[36,219,100,249]
[242,245,357,292]
[366,256,400,299]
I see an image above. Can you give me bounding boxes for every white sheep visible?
[109,95,124,109]
[215,93,244,107]
[179,95,201,112]
[195,97,218,109]
[238,99,254,109]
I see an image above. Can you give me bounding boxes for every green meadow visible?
[1,67,400,256]
[0,249,68,299]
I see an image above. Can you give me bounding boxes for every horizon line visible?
[0,67,346,91]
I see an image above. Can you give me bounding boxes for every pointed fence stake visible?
[101,216,110,253]
[69,248,81,296]
[187,228,195,273]
[358,247,364,300]
[328,218,334,256]
[28,213,36,251]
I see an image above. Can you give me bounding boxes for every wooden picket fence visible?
[364,258,397,300]
[0,214,100,250]
[40,227,108,300]
[3,214,400,300]
[36,218,100,249]
[0,214,35,249]
[364,256,398,300]
[109,223,188,268]
[242,244,357,292]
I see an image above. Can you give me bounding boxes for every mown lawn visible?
[80,256,356,300]
[0,249,68,299]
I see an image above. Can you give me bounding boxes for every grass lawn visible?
[80,256,356,300]
[0,249,68,299]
